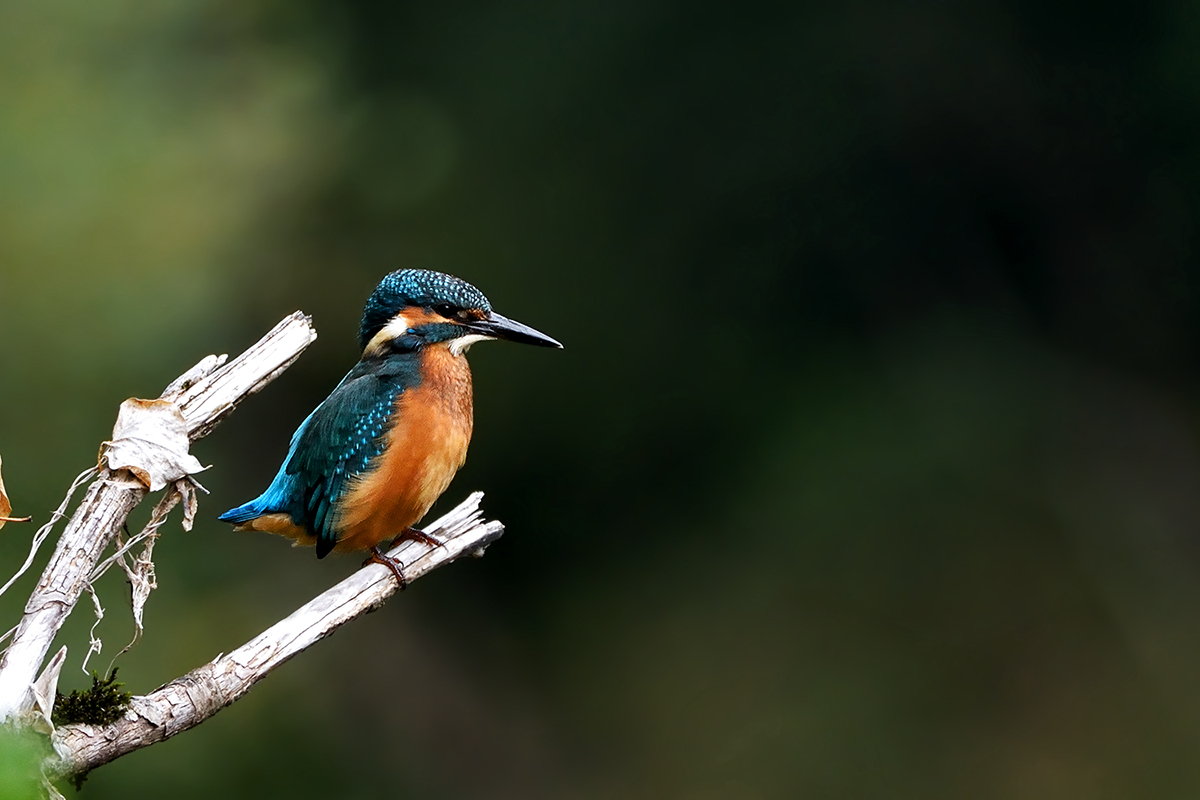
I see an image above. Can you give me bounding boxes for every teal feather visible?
[218,351,424,557]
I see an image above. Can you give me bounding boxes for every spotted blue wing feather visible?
[290,368,404,556]
[218,352,424,557]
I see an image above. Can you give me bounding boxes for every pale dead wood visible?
[174,313,323,442]
[0,311,508,791]
[49,493,503,777]
[0,313,318,721]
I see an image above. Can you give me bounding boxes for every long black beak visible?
[469,311,563,348]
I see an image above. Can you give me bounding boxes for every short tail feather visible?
[217,501,265,525]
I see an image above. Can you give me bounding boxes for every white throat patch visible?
[449,333,494,356]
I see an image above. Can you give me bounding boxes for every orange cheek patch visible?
[403,308,446,327]
[363,308,449,356]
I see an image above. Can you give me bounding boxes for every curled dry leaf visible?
[98,398,209,491]
[0,454,32,531]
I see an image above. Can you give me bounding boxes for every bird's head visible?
[359,269,562,356]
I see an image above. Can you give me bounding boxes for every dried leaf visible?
[99,398,208,491]
[0,456,9,523]
[178,479,199,531]
[0,455,31,531]
[125,530,158,642]
[96,481,195,667]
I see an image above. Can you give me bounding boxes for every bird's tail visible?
[217,500,266,524]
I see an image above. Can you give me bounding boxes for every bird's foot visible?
[395,526,444,549]
[364,545,409,589]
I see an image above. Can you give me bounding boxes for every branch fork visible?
[0,312,505,786]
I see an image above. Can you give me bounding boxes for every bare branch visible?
[49,492,503,777]
[0,313,318,721]
[0,310,509,793]
[174,312,320,442]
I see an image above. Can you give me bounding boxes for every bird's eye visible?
[432,303,458,318]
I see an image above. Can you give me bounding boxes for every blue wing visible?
[219,354,422,557]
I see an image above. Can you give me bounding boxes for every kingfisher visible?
[218,269,561,584]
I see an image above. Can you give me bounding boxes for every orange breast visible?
[331,345,474,553]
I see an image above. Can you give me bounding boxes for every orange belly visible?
[331,346,474,553]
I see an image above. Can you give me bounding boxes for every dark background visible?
[3,0,1200,797]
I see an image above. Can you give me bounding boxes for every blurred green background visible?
[2,0,1200,797]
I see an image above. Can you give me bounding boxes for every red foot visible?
[395,526,443,549]
[364,545,408,589]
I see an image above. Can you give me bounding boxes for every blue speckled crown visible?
[359,269,492,349]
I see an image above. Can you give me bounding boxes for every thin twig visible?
[0,468,97,604]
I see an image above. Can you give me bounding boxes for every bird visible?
[218,268,562,585]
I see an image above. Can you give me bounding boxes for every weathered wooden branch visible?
[49,494,503,777]
[0,311,324,724]
[0,311,508,792]
[0,313,318,720]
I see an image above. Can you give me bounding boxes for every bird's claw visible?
[365,546,409,589]
[365,528,444,589]
[396,526,444,549]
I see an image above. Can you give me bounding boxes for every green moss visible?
[52,669,132,727]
